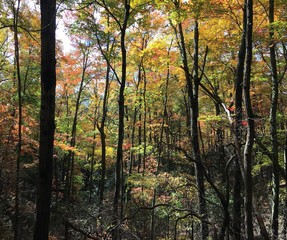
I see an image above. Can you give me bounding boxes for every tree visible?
[170,1,209,238]
[242,0,254,238]
[91,12,113,205]
[13,1,22,239]
[269,0,280,239]
[232,2,246,239]
[112,1,130,237]
[33,0,56,239]
[64,46,92,200]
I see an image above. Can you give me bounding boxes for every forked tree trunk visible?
[94,15,112,206]
[176,17,208,239]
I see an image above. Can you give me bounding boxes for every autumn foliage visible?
[1,0,287,239]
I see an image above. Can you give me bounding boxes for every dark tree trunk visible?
[243,0,254,238]
[129,104,138,174]
[98,65,110,205]
[232,3,246,239]
[33,0,56,239]
[13,0,22,238]
[191,21,209,240]
[269,0,280,238]
[94,16,112,206]
[142,64,147,175]
[137,66,142,173]
[89,114,97,204]
[176,17,208,239]
[113,2,130,239]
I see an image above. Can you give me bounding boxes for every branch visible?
[168,143,232,213]
[279,42,287,83]
[105,203,211,238]
[254,136,272,159]
[121,203,210,224]
[65,220,101,240]
[94,26,121,84]
[94,0,122,30]
[255,135,286,178]
[174,213,194,239]
[199,46,208,82]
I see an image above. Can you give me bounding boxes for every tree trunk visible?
[137,66,142,173]
[113,2,130,239]
[129,105,138,174]
[142,65,147,175]
[176,17,208,239]
[89,114,97,205]
[94,16,111,206]
[127,81,141,201]
[65,49,89,200]
[98,65,110,205]
[191,21,209,240]
[13,0,22,238]
[33,0,56,239]
[232,3,246,239]
[243,0,254,238]
[269,0,280,238]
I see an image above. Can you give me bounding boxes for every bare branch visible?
[199,46,208,82]
[65,220,101,240]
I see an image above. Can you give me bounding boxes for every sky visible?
[56,18,72,53]
[26,0,72,53]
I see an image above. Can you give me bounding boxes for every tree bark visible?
[142,65,147,175]
[269,0,280,238]
[13,0,22,238]
[98,64,110,205]
[89,112,97,204]
[232,3,246,239]
[94,15,112,206]
[33,0,56,239]
[243,0,254,238]
[113,2,130,239]
[176,17,209,239]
